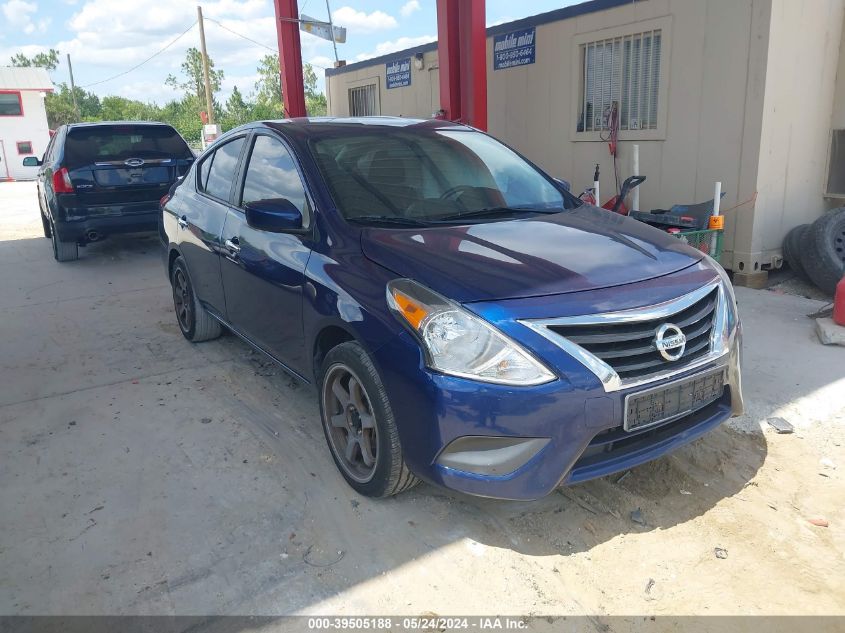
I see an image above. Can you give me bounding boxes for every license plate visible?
[624,368,726,432]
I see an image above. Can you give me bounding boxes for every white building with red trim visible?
[0,67,54,181]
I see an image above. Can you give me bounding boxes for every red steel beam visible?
[436,0,487,130]
[273,0,307,118]
[436,0,461,123]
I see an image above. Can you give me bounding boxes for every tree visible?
[220,86,252,129]
[44,83,102,127]
[254,54,282,110]
[303,63,327,116]
[254,54,326,116]
[165,47,224,102]
[10,48,60,71]
[100,96,161,122]
[158,96,205,145]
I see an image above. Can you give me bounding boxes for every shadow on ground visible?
[0,232,788,616]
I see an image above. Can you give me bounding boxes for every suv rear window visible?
[64,125,192,169]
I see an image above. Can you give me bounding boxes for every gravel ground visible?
[0,181,843,621]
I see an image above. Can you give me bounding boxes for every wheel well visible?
[167,249,181,279]
[313,326,355,377]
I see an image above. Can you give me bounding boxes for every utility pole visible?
[325,0,339,64]
[66,53,80,122]
[197,5,215,124]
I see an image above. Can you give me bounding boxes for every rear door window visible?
[63,125,192,169]
[203,137,246,202]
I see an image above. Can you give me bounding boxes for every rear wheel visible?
[41,212,52,238]
[319,341,418,498]
[171,256,222,342]
[50,220,78,262]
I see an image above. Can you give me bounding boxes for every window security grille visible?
[579,30,662,133]
[348,84,379,117]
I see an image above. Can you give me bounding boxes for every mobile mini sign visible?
[386,58,412,89]
[493,26,536,70]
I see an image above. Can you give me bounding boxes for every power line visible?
[80,21,197,88]
[204,17,276,53]
[204,17,330,70]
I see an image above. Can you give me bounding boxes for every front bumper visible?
[371,266,743,500]
[374,331,740,500]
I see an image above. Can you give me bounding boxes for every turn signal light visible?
[390,289,429,329]
[52,167,74,193]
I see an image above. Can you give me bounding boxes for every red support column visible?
[436,0,461,123]
[273,0,307,118]
[436,0,487,130]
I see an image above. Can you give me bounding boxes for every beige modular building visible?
[325,0,845,275]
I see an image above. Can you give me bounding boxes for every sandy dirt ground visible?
[0,181,843,622]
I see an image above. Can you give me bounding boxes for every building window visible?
[578,30,662,133]
[0,91,23,116]
[348,84,378,116]
[17,141,33,155]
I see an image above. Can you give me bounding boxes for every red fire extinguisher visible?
[834,275,845,326]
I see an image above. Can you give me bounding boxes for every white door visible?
[0,141,10,180]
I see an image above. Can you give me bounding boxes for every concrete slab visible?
[817,317,845,346]
[1,181,844,617]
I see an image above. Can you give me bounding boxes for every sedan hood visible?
[361,206,705,303]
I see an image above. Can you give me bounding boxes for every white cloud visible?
[354,35,435,62]
[400,0,420,18]
[2,0,49,35]
[308,55,334,71]
[331,6,397,34]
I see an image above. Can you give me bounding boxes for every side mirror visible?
[22,157,42,167]
[244,198,304,233]
[554,178,571,192]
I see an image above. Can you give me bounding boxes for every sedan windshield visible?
[310,128,574,225]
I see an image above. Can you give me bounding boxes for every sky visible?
[0,0,580,105]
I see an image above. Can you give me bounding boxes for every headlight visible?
[386,279,555,386]
[703,254,739,352]
[705,254,737,312]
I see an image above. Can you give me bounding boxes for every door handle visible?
[224,237,241,255]
[178,215,188,229]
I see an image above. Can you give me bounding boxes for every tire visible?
[800,208,845,296]
[41,212,52,238]
[50,220,78,262]
[170,256,222,342]
[782,224,809,279]
[318,341,419,498]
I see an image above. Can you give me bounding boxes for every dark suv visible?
[25,122,194,261]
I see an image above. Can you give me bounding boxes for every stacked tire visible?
[782,207,845,296]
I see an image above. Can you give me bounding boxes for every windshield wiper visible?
[435,206,557,222]
[347,215,431,227]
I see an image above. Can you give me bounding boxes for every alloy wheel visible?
[172,268,193,332]
[322,364,379,483]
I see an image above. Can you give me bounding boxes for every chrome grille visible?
[532,284,724,390]
[546,288,717,380]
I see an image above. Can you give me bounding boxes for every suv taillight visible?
[52,167,74,193]
[160,193,171,208]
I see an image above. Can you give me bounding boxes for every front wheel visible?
[319,342,418,497]
[171,256,222,342]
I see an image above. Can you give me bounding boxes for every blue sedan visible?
[160,117,743,500]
